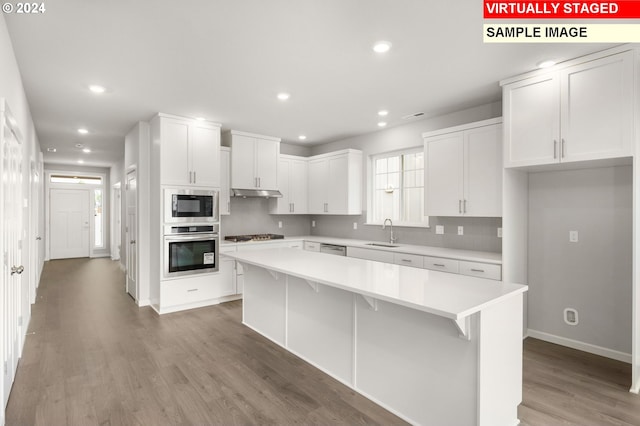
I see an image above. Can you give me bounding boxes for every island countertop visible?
[223,247,527,320]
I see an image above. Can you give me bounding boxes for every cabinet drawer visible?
[458,261,501,281]
[393,253,423,268]
[423,256,459,273]
[347,247,394,263]
[288,241,303,249]
[161,279,217,306]
[304,241,321,252]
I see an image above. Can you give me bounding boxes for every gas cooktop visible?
[224,234,285,242]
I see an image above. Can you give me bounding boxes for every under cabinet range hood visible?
[231,188,282,198]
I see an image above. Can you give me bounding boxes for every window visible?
[50,175,102,185]
[369,148,427,227]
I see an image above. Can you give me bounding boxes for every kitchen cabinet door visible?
[560,51,633,163]
[161,118,191,186]
[503,73,560,168]
[270,156,308,214]
[220,147,231,215]
[255,139,279,190]
[230,134,257,189]
[327,155,349,213]
[464,124,502,216]
[290,159,308,214]
[425,132,463,216]
[191,123,220,187]
[214,256,236,298]
[308,158,328,214]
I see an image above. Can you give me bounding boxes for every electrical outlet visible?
[278,221,283,229]
[457,226,464,236]
[311,220,316,228]
[497,227,502,238]
[353,222,358,230]
[435,225,444,235]
[569,230,578,243]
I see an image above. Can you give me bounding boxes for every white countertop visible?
[221,235,502,264]
[223,248,525,320]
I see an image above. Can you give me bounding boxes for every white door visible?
[49,189,90,259]
[255,139,278,190]
[464,124,502,217]
[126,170,137,300]
[291,159,308,214]
[2,105,23,408]
[191,123,220,187]
[327,155,349,214]
[29,162,40,304]
[308,158,327,214]
[425,133,464,217]
[160,118,190,186]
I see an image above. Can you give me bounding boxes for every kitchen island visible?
[222,248,527,426]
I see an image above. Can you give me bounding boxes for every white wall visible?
[528,166,633,356]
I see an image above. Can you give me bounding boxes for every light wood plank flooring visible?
[6,258,640,425]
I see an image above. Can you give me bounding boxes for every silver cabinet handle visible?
[187,288,198,292]
[193,171,196,183]
[254,177,257,187]
[324,203,328,213]
[401,259,412,263]
[130,240,136,244]
[463,199,467,214]
[458,200,462,214]
[36,237,42,240]
[471,268,485,273]
[227,202,230,213]
[258,177,261,187]
[553,140,558,159]
[11,265,24,275]
[561,139,566,158]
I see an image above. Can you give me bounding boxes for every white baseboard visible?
[527,329,631,364]
[137,299,151,307]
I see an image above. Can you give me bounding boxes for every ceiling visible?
[5,0,615,168]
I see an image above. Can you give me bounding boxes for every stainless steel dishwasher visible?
[319,243,347,256]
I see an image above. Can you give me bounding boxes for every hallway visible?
[5,258,403,425]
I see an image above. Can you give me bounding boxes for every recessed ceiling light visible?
[89,85,106,94]
[373,41,392,53]
[378,110,389,116]
[378,122,387,127]
[277,92,290,101]
[77,128,89,135]
[46,147,57,152]
[75,143,84,148]
[537,60,556,69]
[82,148,91,153]
[298,135,307,140]
[77,160,84,164]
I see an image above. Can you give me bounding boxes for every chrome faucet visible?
[382,218,397,244]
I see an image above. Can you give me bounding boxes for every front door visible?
[125,170,137,300]
[49,189,90,259]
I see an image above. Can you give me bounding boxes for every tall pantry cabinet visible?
[500,46,640,393]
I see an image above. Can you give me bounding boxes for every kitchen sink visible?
[365,243,399,248]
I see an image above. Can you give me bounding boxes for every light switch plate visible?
[278,221,283,229]
[497,227,503,238]
[435,225,444,235]
[311,220,316,227]
[569,230,578,242]
[353,222,358,230]
[457,226,464,236]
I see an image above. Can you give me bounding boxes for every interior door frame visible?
[125,167,138,300]
[44,169,106,260]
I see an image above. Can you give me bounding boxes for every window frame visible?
[365,147,430,228]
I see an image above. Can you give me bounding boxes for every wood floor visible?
[5,258,640,425]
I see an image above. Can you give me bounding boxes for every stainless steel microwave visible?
[164,188,219,223]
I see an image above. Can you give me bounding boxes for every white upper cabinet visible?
[223,131,280,191]
[270,155,308,214]
[220,147,231,215]
[308,149,362,215]
[157,115,221,187]
[424,119,502,217]
[503,50,634,168]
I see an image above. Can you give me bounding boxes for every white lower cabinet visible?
[393,253,423,268]
[347,247,394,263]
[458,260,502,280]
[423,256,460,273]
[345,245,501,280]
[304,241,321,252]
